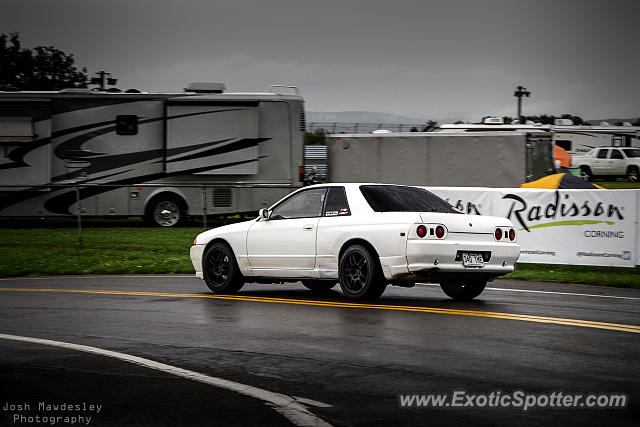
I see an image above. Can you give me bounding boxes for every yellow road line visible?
[1,287,639,334]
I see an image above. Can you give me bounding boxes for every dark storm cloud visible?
[2,0,638,120]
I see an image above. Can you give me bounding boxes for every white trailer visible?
[436,118,640,156]
[0,83,306,226]
[327,131,553,188]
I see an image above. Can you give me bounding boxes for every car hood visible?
[419,212,512,233]
[196,218,254,243]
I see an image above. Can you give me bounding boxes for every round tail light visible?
[495,228,503,241]
[509,229,515,241]
[416,225,427,238]
[435,225,445,239]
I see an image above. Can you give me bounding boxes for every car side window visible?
[270,188,327,219]
[596,149,609,159]
[610,149,623,159]
[323,187,350,216]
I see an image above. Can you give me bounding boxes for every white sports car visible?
[190,184,520,300]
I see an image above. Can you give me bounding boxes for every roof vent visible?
[554,118,573,126]
[483,117,504,124]
[184,82,226,93]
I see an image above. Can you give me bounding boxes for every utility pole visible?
[514,85,530,123]
[90,71,118,90]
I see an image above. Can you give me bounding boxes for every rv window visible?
[116,115,138,135]
[610,150,623,160]
[596,149,609,159]
[0,116,34,142]
[555,140,572,151]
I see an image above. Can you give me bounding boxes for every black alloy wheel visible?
[339,244,387,300]
[203,243,244,293]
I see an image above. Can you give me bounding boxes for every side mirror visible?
[259,208,270,220]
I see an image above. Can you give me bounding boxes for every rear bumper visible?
[380,239,520,282]
[190,244,205,279]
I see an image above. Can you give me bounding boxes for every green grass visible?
[0,227,198,277]
[598,181,640,189]
[505,263,640,288]
[1,227,639,288]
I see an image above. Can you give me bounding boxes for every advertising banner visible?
[427,187,639,267]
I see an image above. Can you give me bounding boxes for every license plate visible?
[462,253,484,268]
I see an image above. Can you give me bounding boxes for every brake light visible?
[416,225,427,238]
[435,225,445,239]
[495,228,503,241]
[298,166,304,182]
[509,229,515,241]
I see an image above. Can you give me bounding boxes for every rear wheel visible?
[203,243,244,294]
[627,166,639,182]
[338,245,387,300]
[579,166,593,181]
[301,280,337,294]
[440,281,486,301]
[145,194,186,227]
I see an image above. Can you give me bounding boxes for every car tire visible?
[627,166,639,182]
[440,281,486,301]
[145,194,186,227]
[203,242,245,294]
[338,244,387,300]
[301,280,337,294]
[579,166,593,181]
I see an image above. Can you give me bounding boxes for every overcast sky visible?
[2,0,638,121]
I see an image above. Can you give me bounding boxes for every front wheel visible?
[440,281,486,301]
[627,166,639,182]
[203,243,244,294]
[145,194,186,227]
[338,245,387,300]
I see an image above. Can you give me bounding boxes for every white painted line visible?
[294,397,333,408]
[418,283,640,301]
[0,334,331,427]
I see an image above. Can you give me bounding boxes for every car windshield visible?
[622,149,640,158]
[360,185,461,213]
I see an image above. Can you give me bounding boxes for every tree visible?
[304,129,327,145]
[0,32,88,91]
[421,120,438,131]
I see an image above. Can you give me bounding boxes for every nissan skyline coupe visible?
[190,183,520,300]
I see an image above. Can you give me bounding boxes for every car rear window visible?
[359,185,461,213]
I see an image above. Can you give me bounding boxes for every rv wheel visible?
[145,194,186,227]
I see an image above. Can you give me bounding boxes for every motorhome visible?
[0,83,306,226]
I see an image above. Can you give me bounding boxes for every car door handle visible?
[303,225,314,231]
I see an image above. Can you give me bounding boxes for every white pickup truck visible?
[572,147,640,182]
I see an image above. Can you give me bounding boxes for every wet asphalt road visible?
[0,275,639,426]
